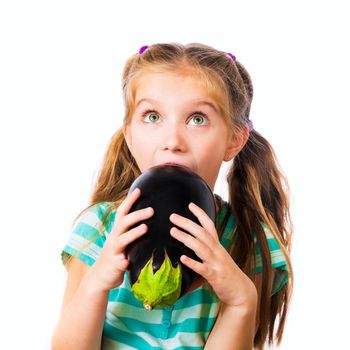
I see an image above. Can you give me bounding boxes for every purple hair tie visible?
[227,52,236,61]
[247,119,254,132]
[139,45,149,55]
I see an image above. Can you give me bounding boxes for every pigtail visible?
[90,128,140,206]
[71,128,141,229]
[227,129,293,349]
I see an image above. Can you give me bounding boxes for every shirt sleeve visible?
[61,202,115,267]
[216,199,289,296]
[253,223,289,296]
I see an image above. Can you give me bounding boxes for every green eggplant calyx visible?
[131,252,182,310]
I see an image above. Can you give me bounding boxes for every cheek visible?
[195,152,219,173]
[197,142,226,161]
[196,145,226,173]
[130,136,156,168]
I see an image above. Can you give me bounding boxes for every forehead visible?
[136,98,219,114]
[133,70,222,112]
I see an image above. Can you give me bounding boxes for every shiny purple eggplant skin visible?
[125,164,216,298]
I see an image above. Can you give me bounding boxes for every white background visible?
[1,1,349,349]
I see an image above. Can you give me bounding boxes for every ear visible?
[224,127,249,161]
[122,124,132,151]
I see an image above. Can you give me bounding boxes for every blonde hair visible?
[73,42,293,349]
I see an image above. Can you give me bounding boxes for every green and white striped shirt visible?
[61,198,288,349]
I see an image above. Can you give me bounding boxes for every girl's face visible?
[123,71,246,190]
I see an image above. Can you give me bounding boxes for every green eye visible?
[193,116,204,124]
[149,114,159,122]
[144,112,160,123]
[190,114,207,125]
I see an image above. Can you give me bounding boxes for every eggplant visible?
[125,164,216,310]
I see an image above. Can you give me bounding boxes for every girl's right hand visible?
[87,188,154,292]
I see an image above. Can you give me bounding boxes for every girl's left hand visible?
[169,202,257,308]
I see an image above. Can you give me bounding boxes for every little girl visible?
[52,42,293,350]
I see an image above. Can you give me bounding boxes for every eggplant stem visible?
[144,303,153,311]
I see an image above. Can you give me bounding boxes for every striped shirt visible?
[61,198,288,349]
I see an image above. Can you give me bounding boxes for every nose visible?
[161,124,187,152]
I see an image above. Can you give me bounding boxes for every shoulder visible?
[214,195,234,227]
[214,195,237,249]
[253,223,289,271]
[61,201,116,267]
[253,224,290,295]
[73,201,116,235]
[78,201,114,223]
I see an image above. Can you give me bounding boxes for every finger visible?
[180,255,212,280]
[114,223,148,252]
[111,255,129,272]
[169,212,213,246]
[170,227,212,260]
[113,255,129,271]
[117,187,141,216]
[116,206,154,236]
[188,202,217,240]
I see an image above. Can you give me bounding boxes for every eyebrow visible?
[136,98,219,113]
